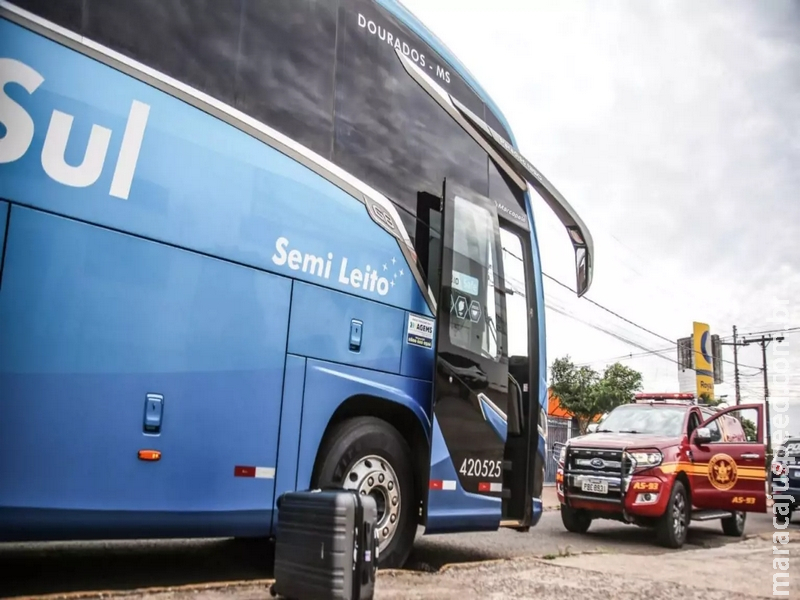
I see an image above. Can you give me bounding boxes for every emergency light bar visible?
[633,393,696,405]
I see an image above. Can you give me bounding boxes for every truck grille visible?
[564,447,629,503]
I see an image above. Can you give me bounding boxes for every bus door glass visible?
[498,225,537,525]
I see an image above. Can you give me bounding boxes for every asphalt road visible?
[0,511,783,598]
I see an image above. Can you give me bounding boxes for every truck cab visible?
[555,395,768,548]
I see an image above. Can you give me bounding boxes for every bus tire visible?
[656,480,689,548]
[311,416,417,569]
[721,511,746,537]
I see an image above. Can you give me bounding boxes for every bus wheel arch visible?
[310,396,429,568]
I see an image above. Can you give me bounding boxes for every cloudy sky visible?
[403,0,800,435]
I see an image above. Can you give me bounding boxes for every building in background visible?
[677,321,723,397]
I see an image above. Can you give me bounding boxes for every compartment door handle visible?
[349,319,363,352]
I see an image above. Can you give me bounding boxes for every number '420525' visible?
[459,458,502,478]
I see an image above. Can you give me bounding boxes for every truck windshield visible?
[597,406,685,437]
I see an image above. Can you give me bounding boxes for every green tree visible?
[698,392,716,405]
[550,356,644,434]
[740,418,757,442]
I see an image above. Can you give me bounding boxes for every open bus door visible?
[395,44,594,536]
[419,180,537,533]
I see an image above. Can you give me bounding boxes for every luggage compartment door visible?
[0,207,290,538]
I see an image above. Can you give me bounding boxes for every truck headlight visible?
[626,450,662,470]
[558,445,567,466]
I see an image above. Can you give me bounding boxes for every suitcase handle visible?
[275,486,344,509]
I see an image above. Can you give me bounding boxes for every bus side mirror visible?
[575,246,591,297]
[587,423,599,434]
[694,427,711,445]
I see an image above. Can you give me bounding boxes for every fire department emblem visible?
[707,453,738,491]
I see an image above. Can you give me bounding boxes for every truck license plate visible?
[581,479,608,494]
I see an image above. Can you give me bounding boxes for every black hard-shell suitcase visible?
[270,489,379,600]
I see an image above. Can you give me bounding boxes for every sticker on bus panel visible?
[453,296,468,320]
[407,314,434,348]
[452,270,479,296]
[468,300,481,323]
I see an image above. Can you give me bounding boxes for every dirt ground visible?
[379,532,798,599]
[27,531,794,600]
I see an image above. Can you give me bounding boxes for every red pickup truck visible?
[555,397,767,547]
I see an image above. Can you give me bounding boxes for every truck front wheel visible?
[560,503,592,533]
[656,480,689,548]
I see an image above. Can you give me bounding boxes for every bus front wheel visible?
[311,416,417,569]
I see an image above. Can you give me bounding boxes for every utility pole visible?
[719,325,748,405]
[733,326,740,405]
[741,333,785,460]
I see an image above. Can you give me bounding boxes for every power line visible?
[586,232,797,347]
[602,231,721,318]
[542,272,676,346]
[545,301,684,363]
[545,298,720,374]
[714,327,800,343]
[541,271,763,372]
[502,249,784,375]
[506,248,688,361]
[728,326,800,339]
[575,346,676,366]
[549,311,691,371]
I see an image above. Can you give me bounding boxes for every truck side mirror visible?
[587,423,599,434]
[694,427,711,445]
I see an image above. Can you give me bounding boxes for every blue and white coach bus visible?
[0,0,593,568]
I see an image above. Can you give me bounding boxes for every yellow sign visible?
[708,453,738,491]
[693,321,715,397]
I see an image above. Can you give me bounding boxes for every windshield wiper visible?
[596,428,614,433]
[619,429,643,434]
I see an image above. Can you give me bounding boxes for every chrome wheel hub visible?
[342,455,401,552]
